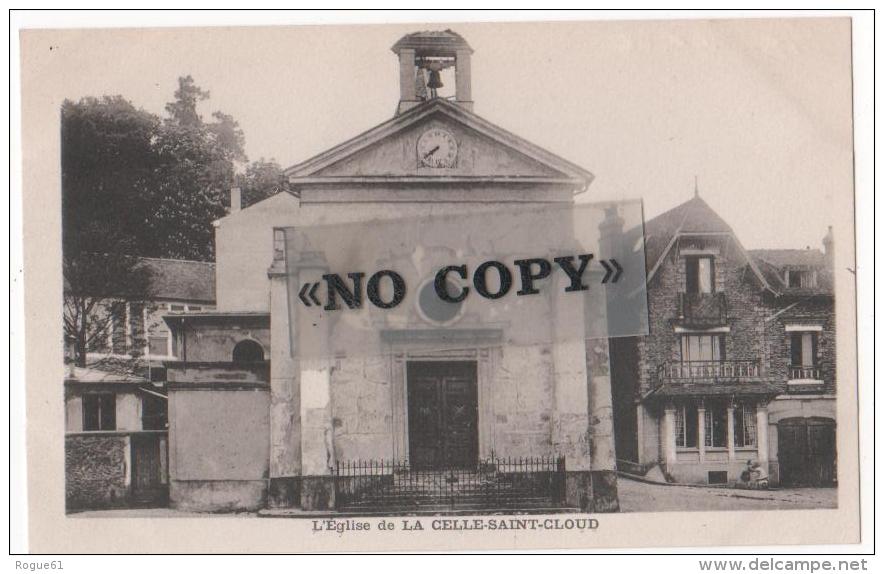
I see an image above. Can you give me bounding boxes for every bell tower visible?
[392,29,474,115]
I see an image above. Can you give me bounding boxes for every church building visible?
[162,30,622,514]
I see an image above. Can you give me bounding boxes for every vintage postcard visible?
[16,14,867,554]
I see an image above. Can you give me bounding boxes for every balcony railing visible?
[789,365,822,381]
[658,360,761,383]
[677,292,728,327]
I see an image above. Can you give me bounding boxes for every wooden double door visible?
[407,362,479,470]
[778,417,836,487]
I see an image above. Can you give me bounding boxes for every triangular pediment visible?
[284,99,593,187]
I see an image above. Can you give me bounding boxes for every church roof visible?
[284,98,594,189]
[391,29,473,55]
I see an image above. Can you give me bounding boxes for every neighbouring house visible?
[64,257,216,511]
[161,30,623,514]
[610,193,836,487]
[83,257,217,367]
[750,227,836,487]
[64,366,170,510]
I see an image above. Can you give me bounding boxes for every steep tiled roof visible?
[751,256,788,291]
[139,257,216,303]
[749,248,833,295]
[643,195,734,274]
[749,248,826,268]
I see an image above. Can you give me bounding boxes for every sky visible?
[28,17,854,250]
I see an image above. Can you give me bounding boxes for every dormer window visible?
[686,256,715,294]
[786,269,817,288]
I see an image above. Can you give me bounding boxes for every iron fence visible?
[334,455,566,511]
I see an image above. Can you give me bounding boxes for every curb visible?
[617,471,755,490]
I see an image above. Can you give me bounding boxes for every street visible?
[69,479,837,518]
[617,477,838,513]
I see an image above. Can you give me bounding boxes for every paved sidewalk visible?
[68,479,837,517]
[68,508,259,518]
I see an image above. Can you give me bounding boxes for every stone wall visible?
[491,345,555,458]
[65,433,130,510]
[637,243,770,397]
[328,345,561,463]
[766,296,836,394]
[627,235,835,478]
[331,355,394,462]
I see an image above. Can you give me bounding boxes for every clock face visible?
[417,128,458,168]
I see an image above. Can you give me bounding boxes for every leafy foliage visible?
[63,75,249,263]
[236,158,294,208]
[149,76,247,260]
[61,76,260,364]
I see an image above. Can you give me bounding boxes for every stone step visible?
[352,486,544,496]
[341,497,559,510]
[342,490,554,501]
[339,500,561,512]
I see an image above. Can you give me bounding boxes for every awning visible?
[137,386,168,401]
[642,381,783,403]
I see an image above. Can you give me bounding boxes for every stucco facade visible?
[164,30,621,513]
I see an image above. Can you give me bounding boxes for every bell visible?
[427,69,444,89]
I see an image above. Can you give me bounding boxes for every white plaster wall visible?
[65,395,83,432]
[215,189,573,315]
[214,192,302,312]
[169,389,270,481]
[116,392,142,431]
[640,405,660,464]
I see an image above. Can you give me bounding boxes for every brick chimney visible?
[823,225,834,268]
[229,187,242,214]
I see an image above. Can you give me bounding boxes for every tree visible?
[148,76,247,260]
[62,78,249,262]
[61,78,251,365]
[61,96,161,257]
[62,97,160,366]
[63,243,154,367]
[236,158,294,208]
